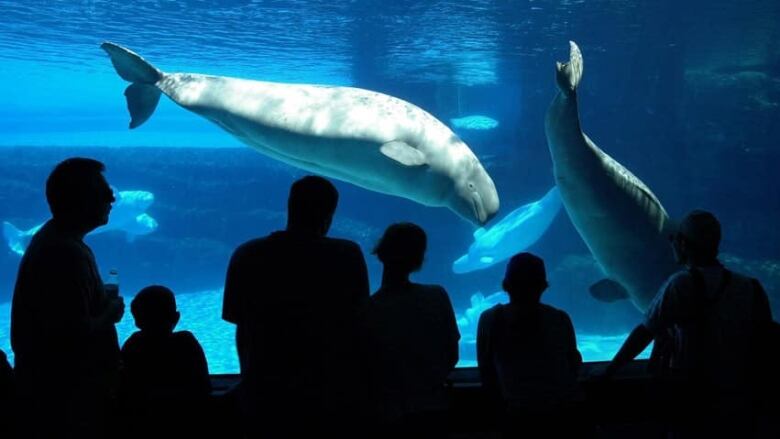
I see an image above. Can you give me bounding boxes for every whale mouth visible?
[472,192,486,224]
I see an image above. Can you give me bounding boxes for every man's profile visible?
[11,157,125,438]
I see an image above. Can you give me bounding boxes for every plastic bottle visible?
[105,268,120,299]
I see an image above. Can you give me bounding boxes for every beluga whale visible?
[3,188,158,256]
[452,186,561,274]
[544,41,678,311]
[101,42,500,225]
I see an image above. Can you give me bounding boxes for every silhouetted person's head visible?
[671,209,721,266]
[286,176,338,236]
[131,285,180,334]
[502,252,548,304]
[374,222,427,277]
[46,157,115,235]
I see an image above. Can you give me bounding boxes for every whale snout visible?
[472,171,500,225]
[472,192,489,224]
[476,190,499,224]
[451,185,499,226]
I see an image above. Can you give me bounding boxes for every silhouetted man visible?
[223,176,370,438]
[604,210,773,437]
[10,157,125,438]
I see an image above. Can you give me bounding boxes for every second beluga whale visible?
[545,41,678,311]
[453,186,561,274]
[101,42,499,225]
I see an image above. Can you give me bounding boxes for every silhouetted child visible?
[120,285,210,438]
[477,252,583,437]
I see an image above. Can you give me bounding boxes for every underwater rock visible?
[453,186,561,274]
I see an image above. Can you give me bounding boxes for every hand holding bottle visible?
[105,268,120,299]
[103,268,124,323]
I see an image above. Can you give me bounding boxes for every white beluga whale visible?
[452,186,561,274]
[545,41,678,311]
[101,42,500,225]
[3,188,158,256]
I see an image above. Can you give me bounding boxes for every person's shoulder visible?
[172,330,199,342]
[236,235,274,251]
[479,303,505,321]
[539,302,563,314]
[26,229,87,262]
[659,269,696,294]
[667,269,694,284]
[540,303,574,322]
[724,268,754,284]
[322,237,365,261]
[416,283,446,293]
[172,330,203,349]
[323,236,362,252]
[720,269,766,298]
[231,234,277,258]
[413,283,449,298]
[121,331,145,353]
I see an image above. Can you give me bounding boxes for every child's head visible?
[502,252,548,303]
[130,285,180,333]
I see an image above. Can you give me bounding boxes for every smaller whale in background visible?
[453,186,561,274]
[450,115,499,131]
[3,188,158,256]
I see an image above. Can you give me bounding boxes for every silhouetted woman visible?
[363,223,460,439]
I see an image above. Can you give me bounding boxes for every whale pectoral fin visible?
[589,279,629,303]
[380,141,427,167]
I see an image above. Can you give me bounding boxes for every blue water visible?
[0,0,778,373]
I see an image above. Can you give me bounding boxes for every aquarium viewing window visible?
[0,1,778,374]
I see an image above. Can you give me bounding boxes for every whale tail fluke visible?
[555,41,583,95]
[3,221,27,256]
[101,42,163,129]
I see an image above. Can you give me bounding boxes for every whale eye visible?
[468,182,475,190]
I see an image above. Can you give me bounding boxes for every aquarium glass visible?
[0,0,778,373]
